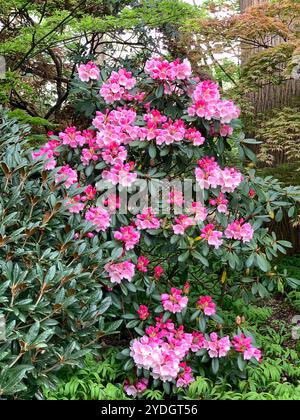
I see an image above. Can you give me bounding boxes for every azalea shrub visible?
[4,56,300,398]
[0,112,121,398]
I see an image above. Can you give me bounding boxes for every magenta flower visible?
[161,288,188,314]
[137,256,150,273]
[200,224,223,249]
[135,208,160,230]
[205,333,231,358]
[114,225,140,250]
[137,305,150,321]
[225,219,254,243]
[85,206,110,232]
[197,296,216,316]
[232,334,262,363]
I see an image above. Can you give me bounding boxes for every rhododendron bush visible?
[2,57,299,398]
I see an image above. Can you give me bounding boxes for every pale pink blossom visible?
[104,260,135,284]
[200,224,223,249]
[225,219,254,243]
[85,206,111,232]
[78,61,100,82]
[205,333,231,358]
[114,225,140,250]
[161,288,188,314]
[135,208,160,230]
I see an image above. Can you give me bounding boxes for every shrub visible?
[0,112,121,399]
[29,57,300,396]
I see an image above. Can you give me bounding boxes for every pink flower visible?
[192,80,220,103]
[55,165,78,189]
[168,190,185,207]
[225,219,254,243]
[104,260,135,284]
[100,69,136,104]
[102,162,137,187]
[189,201,207,223]
[176,362,194,388]
[85,206,111,232]
[114,225,140,250]
[205,333,231,358]
[161,288,188,314]
[124,378,148,397]
[209,192,228,214]
[135,208,160,230]
[172,215,194,235]
[59,127,85,148]
[32,138,60,170]
[220,124,233,137]
[81,185,97,202]
[200,224,223,249]
[190,332,206,352]
[197,296,216,316]
[137,256,150,273]
[154,265,164,280]
[101,142,127,165]
[137,305,150,321]
[145,57,192,82]
[185,128,205,146]
[78,61,100,82]
[232,334,262,363]
[65,196,85,214]
[156,119,186,146]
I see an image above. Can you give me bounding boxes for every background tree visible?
[0,0,200,126]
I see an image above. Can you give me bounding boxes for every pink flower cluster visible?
[200,224,223,249]
[154,265,164,280]
[209,192,229,214]
[172,215,194,235]
[185,127,205,146]
[137,256,149,273]
[225,219,254,243]
[104,260,135,284]
[102,162,137,187]
[59,127,85,148]
[137,305,150,321]
[114,225,140,250]
[197,296,216,316]
[130,317,196,384]
[195,157,243,193]
[124,378,148,397]
[135,208,160,230]
[55,165,78,189]
[232,334,262,362]
[161,288,188,314]
[205,333,231,358]
[145,57,192,82]
[188,201,207,223]
[188,80,240,124]
[100,69,136,104]
[176,362,194,388]
[85,206,111,232]
[78,61,100,82]
[32,136,60,170]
